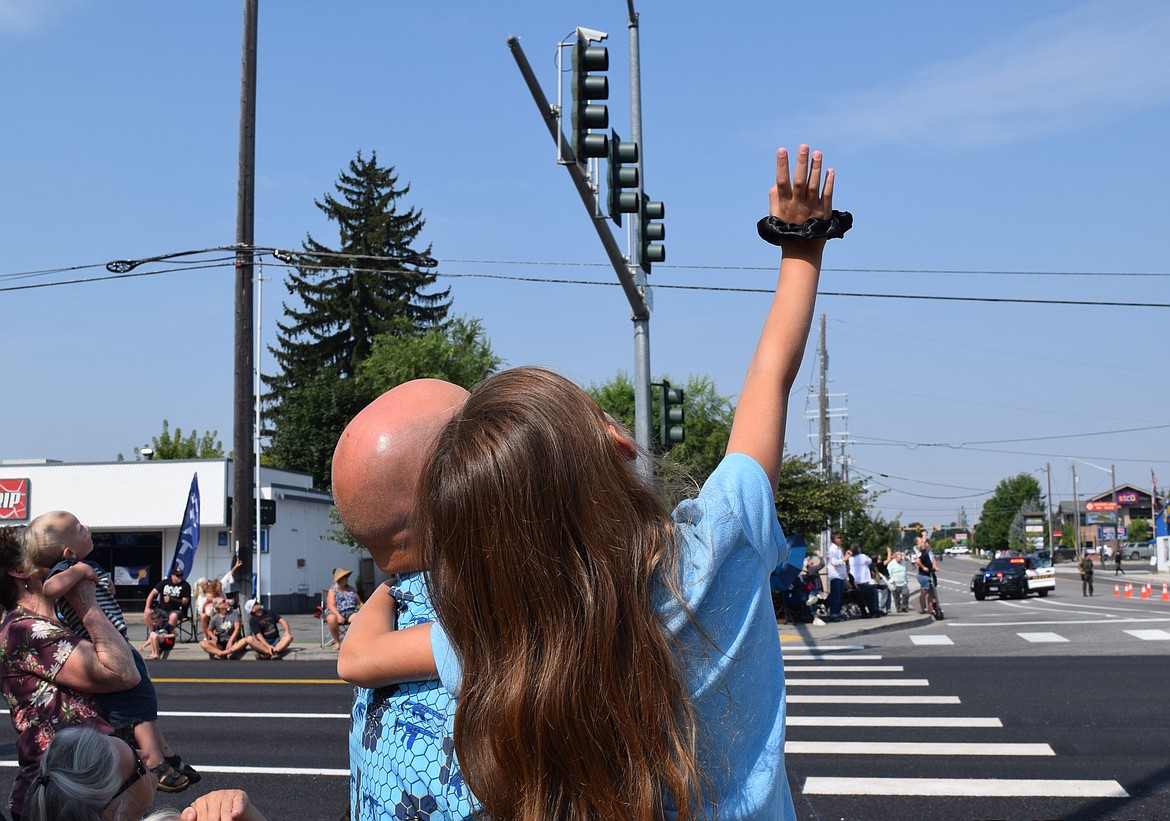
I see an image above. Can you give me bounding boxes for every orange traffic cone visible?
[1114,584,1121,597]
[1124,583,1134,598]
[1140,583,1151,600]
[1162,582,1169,601]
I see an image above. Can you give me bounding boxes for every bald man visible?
[332,379,477,821]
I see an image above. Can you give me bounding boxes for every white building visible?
[0,458,375,614]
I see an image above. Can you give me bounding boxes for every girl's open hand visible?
[769,144,834,224]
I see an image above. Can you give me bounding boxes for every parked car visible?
[971,556,1055,600]
[944,545,970,555]
[1124,541,1156,560]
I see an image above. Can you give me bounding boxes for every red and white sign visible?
[0,479,29,520]
[1086,501,1117,512]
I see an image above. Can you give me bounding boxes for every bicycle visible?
[924,569,945,620]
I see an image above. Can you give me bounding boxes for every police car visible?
[970,555,1056,600]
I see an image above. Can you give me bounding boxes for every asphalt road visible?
[2,562,1167,821]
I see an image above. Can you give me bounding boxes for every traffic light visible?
[640,195,665,272]
[607,131,639,226]
[659,380,685,450]
[570,37,609,161]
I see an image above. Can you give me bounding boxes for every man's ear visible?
[608,424,638,462]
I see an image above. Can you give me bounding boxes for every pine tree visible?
[265,151,450,409]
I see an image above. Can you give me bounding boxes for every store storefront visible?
[0,458,366,614]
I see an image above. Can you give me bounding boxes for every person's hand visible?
[181,789,268,821]
[769,144,834,226]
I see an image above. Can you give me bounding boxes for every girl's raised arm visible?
[727,144,847,488]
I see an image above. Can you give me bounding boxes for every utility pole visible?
[1045,462,1055,551]
[817,314,829,479]
[1071,464,1080,558]
[626,3,652,467]
[231,0,258,600]
[1111,463,1120,563]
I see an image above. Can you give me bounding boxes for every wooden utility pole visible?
[231,0,258,599]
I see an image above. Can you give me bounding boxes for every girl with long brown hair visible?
[340,144,846,821]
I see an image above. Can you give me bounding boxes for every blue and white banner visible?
[114,565,152,586]
[169,474,201,577]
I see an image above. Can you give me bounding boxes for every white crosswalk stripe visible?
[1124,629,1170,640]
[910,634,953,645]
[785,646,1132,803]
[1017,631,1069,642]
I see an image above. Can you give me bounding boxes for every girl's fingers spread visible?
[792,144,810,192]
[808,150,823,198]
[774,147,791,195]
[823,169,835,211]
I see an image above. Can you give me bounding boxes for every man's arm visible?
[338,582,438,688]
[727,145,835,488]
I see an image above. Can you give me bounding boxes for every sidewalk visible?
[778,607,934,644]
[131,611,342,662]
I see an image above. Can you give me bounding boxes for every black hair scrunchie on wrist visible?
[757,210,853,245]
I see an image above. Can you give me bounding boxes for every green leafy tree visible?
[266,368,370,490]
[775,454,873,548]
[840,509,896,557]
[1128,518,1152,542]
[358,316,502,394]
[588,372,735,486]
[266,151,449,419]
[119,420,224,461]
[973,473,1043,553]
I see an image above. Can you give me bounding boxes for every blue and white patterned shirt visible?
[349,572,477,820]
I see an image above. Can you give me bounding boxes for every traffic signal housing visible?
[640,195,665,272]
[607,132,639,226]
[570,39,609,161]
[659,380,685,450]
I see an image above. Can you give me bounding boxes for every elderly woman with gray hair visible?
[25,726,268,821]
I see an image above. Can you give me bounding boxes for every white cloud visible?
[810,0,1170,150]
[0,0,81,36]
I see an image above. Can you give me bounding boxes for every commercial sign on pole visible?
[1086,501,1118,512]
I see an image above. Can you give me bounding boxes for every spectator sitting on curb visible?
[200,598,249,659]
[244,599,293,660]
[140,608,176,660]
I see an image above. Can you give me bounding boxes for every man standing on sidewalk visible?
[1079,553,1095,596]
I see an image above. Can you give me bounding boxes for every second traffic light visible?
[607,132,639,226]
[659,380,685,450]
[571,38,609,161]
[639,195,665,272]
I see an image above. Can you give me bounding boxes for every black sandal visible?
[165,754,201,784]
[151,763,190,793]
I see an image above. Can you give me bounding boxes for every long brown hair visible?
[418,367,701,821]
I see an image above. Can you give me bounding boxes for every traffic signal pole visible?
[506,35,654,468]
[626,5,653,464]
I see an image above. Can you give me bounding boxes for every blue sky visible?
[2,0,1168,526]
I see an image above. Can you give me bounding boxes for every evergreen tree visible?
[266,151,450,411]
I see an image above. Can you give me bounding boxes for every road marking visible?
[160,711,348,719]
[784,654,884,661]
[944,616,1170,627]
[150,678,347,685]
[910,635,953,645]
[2,761,352,778]
[780,644,868,652]
[1017,632,1069,643]
[1124,629,1170,640]
[784,665,904,672]
[788,695,960,704]
[803,777,1127,797]
[787,716,1000,728]
[787,678,929,687]
[788,741,1053,756]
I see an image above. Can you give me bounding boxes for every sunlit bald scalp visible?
[331,379,468,573]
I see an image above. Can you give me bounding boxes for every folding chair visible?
[174,604,199,644]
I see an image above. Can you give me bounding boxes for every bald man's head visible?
[332,379,468,573]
